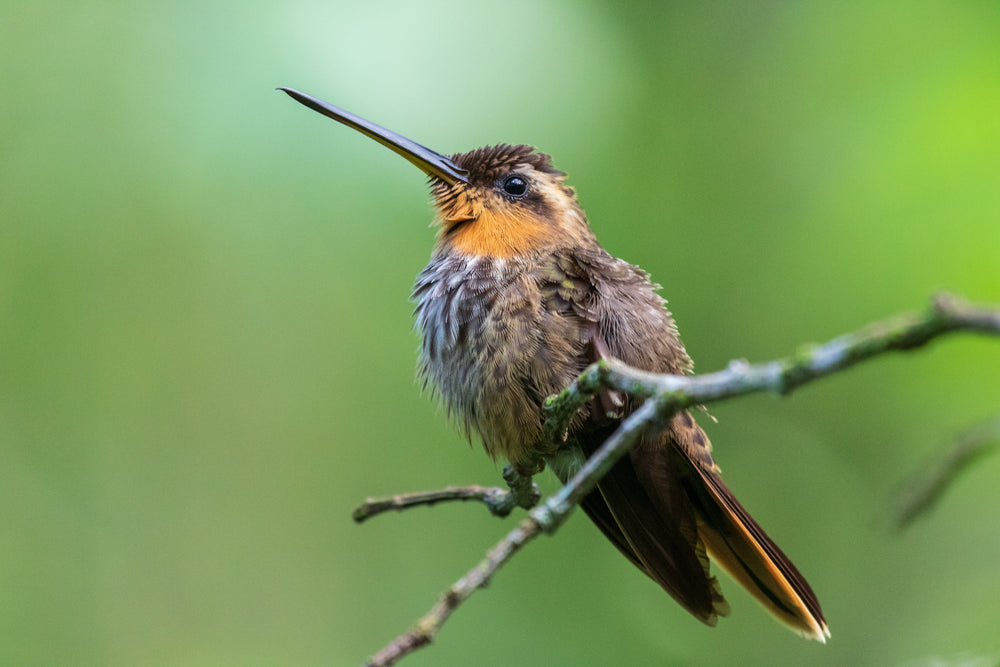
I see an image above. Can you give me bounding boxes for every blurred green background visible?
[2,1,999,665]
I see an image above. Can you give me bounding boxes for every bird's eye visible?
[501,175,528,197]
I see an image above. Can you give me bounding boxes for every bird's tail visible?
[681,452,830,641]
[557,423,829,641]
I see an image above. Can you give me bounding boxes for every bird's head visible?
[280,88,595,259]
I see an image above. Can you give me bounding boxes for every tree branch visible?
[889,414,1000,530]
[363,292,1000,666]
[365,518,542,667]
[352,486,513,522]
[352,466,542,523]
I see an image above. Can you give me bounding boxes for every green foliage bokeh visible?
[2,2,999,665]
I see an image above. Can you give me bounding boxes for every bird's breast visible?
[411,252,591,465]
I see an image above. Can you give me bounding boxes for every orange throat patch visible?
[440,209,552,258]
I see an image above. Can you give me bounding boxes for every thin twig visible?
[352,465,542,523]
[364,292,1000,666]
[365,518,542,667]
[890,414,1000,530]
[352,486,513,522]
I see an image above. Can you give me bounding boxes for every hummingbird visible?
[279,87,829,642]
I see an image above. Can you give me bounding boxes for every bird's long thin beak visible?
[278,87,469,185]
